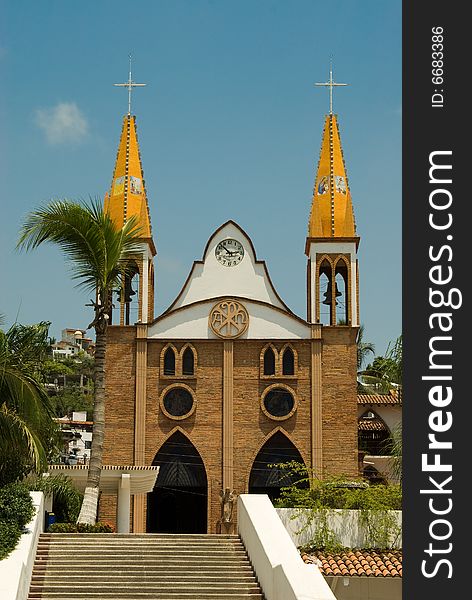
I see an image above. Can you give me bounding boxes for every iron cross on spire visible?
[114,55,146,115]
[315,61,348,115]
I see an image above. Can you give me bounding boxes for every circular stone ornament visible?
[160,384,196,420]
[261,385,297,421]
[209,299,249,339]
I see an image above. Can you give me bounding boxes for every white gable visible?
[166,221,288,311]
[148,299,310,340]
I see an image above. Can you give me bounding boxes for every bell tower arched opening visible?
[147,431,207,533]
[318,259,333,325]
[335,258,349,324]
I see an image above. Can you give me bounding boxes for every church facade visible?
[99,104,360,534]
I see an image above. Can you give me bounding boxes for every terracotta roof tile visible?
[358,392,402,406]
[358,417,389,431]
[302,550,402,578]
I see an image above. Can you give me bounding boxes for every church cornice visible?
[305,236,360,255]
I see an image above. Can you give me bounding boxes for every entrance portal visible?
[147,431,207,533]
[249,431,307,502]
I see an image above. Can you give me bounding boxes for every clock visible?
[215,239,244,267]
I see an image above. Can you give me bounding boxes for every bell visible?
[322,281,342,305]
[124,279,136,303]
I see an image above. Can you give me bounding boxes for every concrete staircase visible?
[28,533,265,599]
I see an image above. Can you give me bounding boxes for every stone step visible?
[39,534,241,540]
[33,565,254,573]
[36,546,246,553]
[29,534,264,600]
[34,557,250,565]
[29,585,263,595]
[33,561,253,575]
[36,541,245,548]
[35,552,247,561]
[28,590,264,600]
[32,575,258,583]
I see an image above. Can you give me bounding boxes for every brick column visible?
[133,323,148,532]
[311,324,323,477]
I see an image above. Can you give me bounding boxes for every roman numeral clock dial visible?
[215,239,244,267]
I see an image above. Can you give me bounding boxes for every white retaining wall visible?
[0,492,44,600]
[238,494,336,600]
[276,508,402,549]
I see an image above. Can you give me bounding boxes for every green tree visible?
[51,384,94,419]
[363,335,402,394]
[363,335,403,483]
[17,199,142,524]
[0,321,60,486]
[356,324,375,371]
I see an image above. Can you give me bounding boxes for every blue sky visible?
[1,0,401,357]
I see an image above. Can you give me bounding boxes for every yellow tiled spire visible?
[308,113,356,239]
[104,114,155,252]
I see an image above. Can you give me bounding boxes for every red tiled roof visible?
[358,417,388,432]
[358,392,402,406]
[302,550,402,578]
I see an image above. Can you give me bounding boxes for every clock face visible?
[215,239,244,267]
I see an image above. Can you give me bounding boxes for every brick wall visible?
[101,326,358,531]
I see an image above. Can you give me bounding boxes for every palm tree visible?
[356,324,375,371]
[0,321,59,486]
[17,199,142,524]
[362,335,402,395]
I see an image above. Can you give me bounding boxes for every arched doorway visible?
[147,431,207,533]
[248,431,307,502]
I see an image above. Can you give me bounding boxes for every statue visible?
[220,488,236,523]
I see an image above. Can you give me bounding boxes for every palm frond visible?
[17,199,144,296]
[0,404,47,473]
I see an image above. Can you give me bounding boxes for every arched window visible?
[282,347,295,375]
[263,347,276,375]
[163,347,176,376]
[182,347,195,376]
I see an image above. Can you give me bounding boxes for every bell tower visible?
[306,68,359,326]
[104,62,156,325]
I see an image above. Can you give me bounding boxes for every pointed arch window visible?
[282,347,295,375]
[182,347,195,376]
[263,347,276,376]
[163,347,176,376]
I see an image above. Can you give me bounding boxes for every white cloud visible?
[35,102,89,144]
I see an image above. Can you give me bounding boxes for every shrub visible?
[0,483,35,561]
[0,482,35,529]
[0,521,22,560]
[26,474,83,523]
[48,522,114,533]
